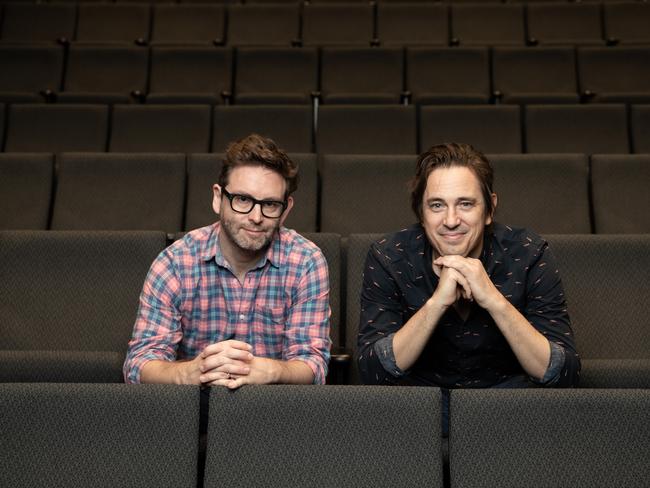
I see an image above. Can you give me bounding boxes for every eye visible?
[428,202,444,211]
[234,195,251,205]
[459,201,474,209]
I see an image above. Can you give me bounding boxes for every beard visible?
[220,215,280,255]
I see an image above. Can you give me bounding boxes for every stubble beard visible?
[220,216,279,255]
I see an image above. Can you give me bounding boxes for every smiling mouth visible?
[440,233,465,241]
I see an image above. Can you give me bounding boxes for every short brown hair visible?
[219,134,299,197]
[410,142,495,221]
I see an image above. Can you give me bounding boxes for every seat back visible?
[227,4,300,46]
[526,3,604,45]
[110,104,212,152]
[420,105,522,153]
[450,389,650,488]
[0,3,76,43]
[5,104,109,153]
[302,4,375,46]
[591,154,650,234]
[51,152,186,233]
[0,153,53,230]
[544,234,650,360]
[212,105,313,153]
[0,230,167,355]
[525,104,629,154]
[451,4,525,46]
[205,385,443,488]
[151,4,225,45]
[377,3,448,46]
[489,153,590,234]
[76,3,151,44]
[0,383,199,487]
[319,154,415,235]
[317,105,417,154]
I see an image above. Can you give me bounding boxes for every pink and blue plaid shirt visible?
[124,223,331,384]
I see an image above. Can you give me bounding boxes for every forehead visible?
[424,166,482,199]
[227,164,286,199]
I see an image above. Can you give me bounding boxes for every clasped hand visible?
[193,339,275,389]
[432,255,500,309]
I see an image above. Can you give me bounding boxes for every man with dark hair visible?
[357,143,580,429]
[124,134,331,387]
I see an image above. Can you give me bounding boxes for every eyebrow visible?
[426,197,478,204]
[229,190,285,202]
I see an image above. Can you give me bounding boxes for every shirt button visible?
[239,314,245,320]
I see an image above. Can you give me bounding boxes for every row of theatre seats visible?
[2,103,650,154]
[3,44,650,105]
[2,152,650,234]
[1,230,649,386]
[1,2,649,47]
[3,384,649,487]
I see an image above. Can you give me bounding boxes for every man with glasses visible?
[124,134,331,387]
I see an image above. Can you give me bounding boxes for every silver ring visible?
[226,372,232,380]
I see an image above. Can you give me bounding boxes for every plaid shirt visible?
[124,223,331,384]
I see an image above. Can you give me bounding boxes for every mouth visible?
[243,228,265,236]
[440,232,466,242]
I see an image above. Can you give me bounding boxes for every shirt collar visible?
[200,222,281,269]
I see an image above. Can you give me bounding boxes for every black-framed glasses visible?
[221,188,287,219]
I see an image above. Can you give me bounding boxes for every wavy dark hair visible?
[219,133,299,197]
[410,142,495,221]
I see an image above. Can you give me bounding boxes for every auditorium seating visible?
[150,4,225,46]
[590,155,650,234]
[604,1,650,45]
[319,154,414,235]
[109,104,212,152]
[1,383,200,487]
[301,3,375,46]
[58,45,148,104]
[0,230,167,382]
[526,3,604,46]
[204,385,443,488]
[376,3,448,47]
[406,47,491,104]
[317,105,417,154]
[450,4,525,46]
[420,105,522,153]
[0,3,76,44]
[148,46,232,104]
[51,153,186,233]
[492,47,579,104]
[0,45,63,103]
[630,104,650,153]
[489,153,591,234]
[4,104,109,152]
[578,47,650,103]
[75,3,150,45]
[234,47,317,105]
[450,389,650,487]
[0,153,53,230]
[545,234,650,388]
[212,105,313,153]
[226,4,300,46]
[524,104,629,154]
[320,47,405,104]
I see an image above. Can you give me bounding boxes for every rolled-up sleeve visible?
[123,249,184,384]
[282,249,332,384]
[357,244,406,385]
[524,243,581,387]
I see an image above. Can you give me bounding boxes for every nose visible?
[248,203,264,223]
[443,207,460,228]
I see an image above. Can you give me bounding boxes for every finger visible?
[202,340,253,356]
[201,357,251,375]
[226,376,247,390]
[446,268,472,301]
[200,370,233,384]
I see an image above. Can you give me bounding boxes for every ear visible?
[212,184,222,216]
[279,196,294,226]
[485,192,498,226]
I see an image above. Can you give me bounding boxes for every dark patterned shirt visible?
[357,223,580,389]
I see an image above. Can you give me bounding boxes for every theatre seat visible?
[205,385,443,488]
[0,230,167,382]
[0,153,53,230]
[450,389,650,488]
[1,383,199,487]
